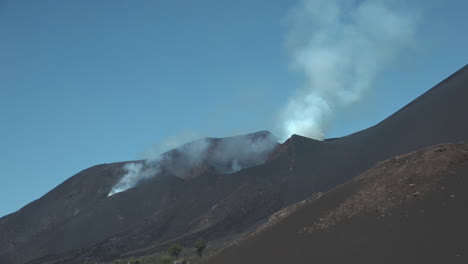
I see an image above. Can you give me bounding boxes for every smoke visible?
[139,132,203,160]
[108,160,162,196]
[108,132,278,196]
[208,132,279,173]
[162,138,212,177]
[280,0,419,140]
[108,0,419,196]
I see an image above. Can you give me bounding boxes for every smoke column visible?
[109,0,419,196]
[108,132,278,196]
[108,161,162,196]
[280,0,419,140]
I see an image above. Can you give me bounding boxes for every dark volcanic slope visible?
[204,142,468,264]
[1,65,468,263]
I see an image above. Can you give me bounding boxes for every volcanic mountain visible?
[1,64,467,264]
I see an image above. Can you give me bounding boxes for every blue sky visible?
[1,0,467,217]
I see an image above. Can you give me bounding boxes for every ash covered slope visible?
[1,65,468,263]
[204,142,468,264]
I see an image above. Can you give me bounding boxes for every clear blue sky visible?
[1,0,467,217]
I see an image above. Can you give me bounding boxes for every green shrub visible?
[194,238,207,257]
[160,254,174,264]
[127,257,141,264]
[146,256,157,263]
[168,243,182,259]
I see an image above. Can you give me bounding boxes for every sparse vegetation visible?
[131,258,138,264]
[160,254,174,264]
[194,238,207,257]
[146,256,157,263]
[112,257,151,264]
[109,260,142,264]
[168,243,183,259]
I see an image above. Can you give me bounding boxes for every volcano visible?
[1,65,468,264]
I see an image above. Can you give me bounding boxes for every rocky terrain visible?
[204,142,468,264]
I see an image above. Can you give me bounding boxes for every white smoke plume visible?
[108,132,278,196]
[208,132,279,173]
[280,0,419,140]
[108,160,162,196]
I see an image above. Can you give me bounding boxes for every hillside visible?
[1,65,467,263]
[204,142,468,264]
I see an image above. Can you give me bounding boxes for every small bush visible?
[146,256,157,263]
[160,254,174,264]
[127,257,143,264]
[194,238,207,257]
[168,243,182,259]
